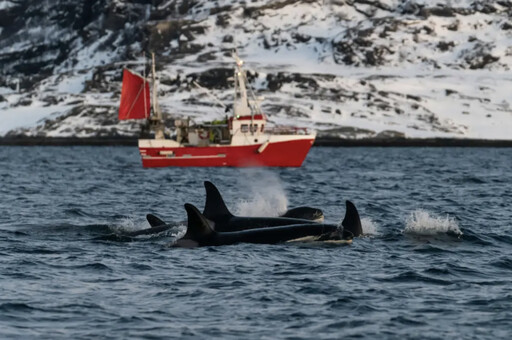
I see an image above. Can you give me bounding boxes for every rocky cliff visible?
[1,0,511,139]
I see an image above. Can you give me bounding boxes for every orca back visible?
[146,214,166,227]
[280,206,324,221]
[182,203,215,243]
[203,181,234,221]
[341,200,363,238]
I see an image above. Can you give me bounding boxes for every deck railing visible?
[263,126,311,135]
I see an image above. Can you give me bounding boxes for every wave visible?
[101,217,185,242]
[361,217,378,235]
[489,256,512,270]
[63,208,94,217]
[108,217,150,234]
[19,223,113,234]
[92,234,135,242]
[0,303,36,313]
[76,263,113,271]
[403,210,462,237]
[376,270,453,285]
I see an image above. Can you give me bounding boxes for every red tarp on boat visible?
[118,69,151,120]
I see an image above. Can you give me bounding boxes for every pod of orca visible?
[127,181,363,247]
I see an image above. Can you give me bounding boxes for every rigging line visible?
[242,69,262,115]
[193,81,227,108]
[126,84,145,119]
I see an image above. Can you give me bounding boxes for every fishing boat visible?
[118,53,316,167]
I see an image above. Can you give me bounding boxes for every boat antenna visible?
[150,52,165,139]
[232,50,257,132]
[151,52,163,121]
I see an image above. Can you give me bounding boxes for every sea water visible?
[1,146,511,339]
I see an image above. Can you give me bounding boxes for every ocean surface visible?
[1,146,511,339]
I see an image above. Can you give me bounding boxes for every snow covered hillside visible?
[0,0,511,139]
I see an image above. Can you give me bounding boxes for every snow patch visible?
[0,1,16,10]
[1,0,511,139]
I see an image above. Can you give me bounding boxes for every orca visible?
[174,200,362,248]
[203,181,324,232]
[147,214,166,227]
[122,214,172,237]
[279,206,324,222]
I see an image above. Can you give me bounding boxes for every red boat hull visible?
[139,138,314,167]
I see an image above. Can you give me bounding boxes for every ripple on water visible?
[2,147,512,338]
[490,257,512,270]
[0,303,37,313]
[375,270,453,286]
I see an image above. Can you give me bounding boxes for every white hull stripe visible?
[142,154,227,160]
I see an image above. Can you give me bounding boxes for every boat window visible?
[251,124,258,132]
[241,124,249,133]
[261,124,264,132]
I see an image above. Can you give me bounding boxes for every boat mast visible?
[142,52,148,118]
[150,52,165,139]
[232,52,252,122]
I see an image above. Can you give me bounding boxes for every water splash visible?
[235,170,288,217]
[403,210,462,236]
[109,217,149,234]
[361,217,379,235]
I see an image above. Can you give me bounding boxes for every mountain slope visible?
[1,0,511,139]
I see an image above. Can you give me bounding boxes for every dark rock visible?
[178,0,199,15]
[292,33,311,43]
[400,1,423,15]
[266,74,282,92]
[264,104,310,118]
[216,14,230,27]
[468,54,500,69]
[222,35,234,43]
[462,42,500,69]
[421,25,434,35]
[189,68,232,89]
[472,2,498,14]
[17,98,32,106]
[209,5,232,15]
[447,20,460,31]
[147,20,205,52]
[420,6,455,18]
[263,37,273,50]
[197,52,217,62]
[497,1,512,8]
[437,41,455,52]
[378,24,398,38]
[243,0,316,19]
[266,73,319,92]
[502,22,512,30]
[43,96,59,106]
[0,0,150,80]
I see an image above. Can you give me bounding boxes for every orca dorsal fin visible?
[184,203,215,240]
[203,181,234,220]
[341,200,363,238]
[146,214,166,227]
